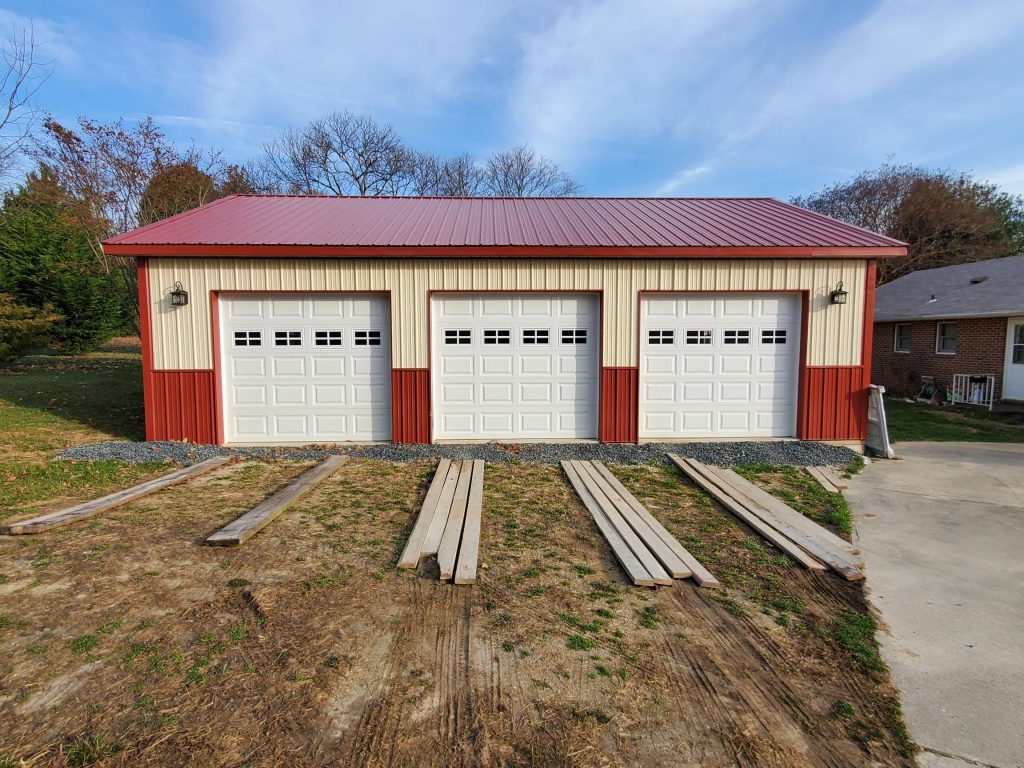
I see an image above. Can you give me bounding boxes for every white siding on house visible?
[145,257,867,370]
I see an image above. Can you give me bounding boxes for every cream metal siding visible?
[147,257,867,370]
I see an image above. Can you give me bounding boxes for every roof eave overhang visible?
[102,243,907,258]
[875,309,1022,323]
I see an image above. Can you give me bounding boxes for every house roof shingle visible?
[103,195,907,257]
[874,255,1024,322]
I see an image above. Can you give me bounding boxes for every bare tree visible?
[481,145,579,197]
[33,116,223,330]
[793,163,1023,283]
[261,110,415,196]
[410,152,483,196]
[0,22,52,181]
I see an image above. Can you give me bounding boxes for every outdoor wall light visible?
[829,280,848,305]
[169,281,189,307]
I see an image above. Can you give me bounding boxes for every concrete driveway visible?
[847,442,1024,768]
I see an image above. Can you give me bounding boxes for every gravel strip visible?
[56,440,856,468]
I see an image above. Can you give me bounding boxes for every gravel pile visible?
[57,439,856,468]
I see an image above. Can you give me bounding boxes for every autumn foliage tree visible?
[793,164,1024,284]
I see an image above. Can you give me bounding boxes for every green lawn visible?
[0,339,168,522]
[884,398,1024,443]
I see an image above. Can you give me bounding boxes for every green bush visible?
[0,293,60,365]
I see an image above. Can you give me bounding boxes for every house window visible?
[647,330,674,345]
[894,324,912,353]
[1013,324,1024,365]
[314,330,343,347]
[354,330,381,346]
[561,329,587,344]
[723,329,750,345]
[935,322,958,355]
[685,330,712,345]
[274,330,302,347]
[522,329,549,344]
[483,329,511,345]
[444,329,471,345]
[761,329,787,344]
[233,331,261,347]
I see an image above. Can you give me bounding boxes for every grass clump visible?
[829,610,885,672]
[64,735,124,766]
[70,634,98,655]
[567,634,597,651]
[637,606,661,630]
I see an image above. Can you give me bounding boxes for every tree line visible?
[0,22,1022,363]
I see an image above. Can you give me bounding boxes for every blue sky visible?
[7,0,1024,198]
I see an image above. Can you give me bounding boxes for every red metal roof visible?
[104,195,906,257]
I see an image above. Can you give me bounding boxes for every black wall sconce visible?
[829,280,848,305]
[170,281,189,307]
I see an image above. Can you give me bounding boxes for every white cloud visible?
[982,163,1024,195]
[656,164,711,195]
[508,0,775,161]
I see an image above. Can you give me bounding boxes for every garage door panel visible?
[640,293,800,439]
[441,383,474,404]
[432,293,598,440]
[221,294,391,444]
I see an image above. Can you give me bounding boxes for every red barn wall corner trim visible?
[599,367,639,443]
[392,368,430,444]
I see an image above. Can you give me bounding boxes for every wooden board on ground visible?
[204,456,347,547]
[807,466,847,493]
[589,462,720,589]
[569,461,673,586]
[397,459,452,570]
[437,461,474,581]
[453,460,485,585]
[421,461,461,556]
[561,461,660,587]
[1,456,233,535]
[707,466,862,562]
[667,455,827,572]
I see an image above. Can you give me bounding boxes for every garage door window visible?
[483,329,511,344]
[686,330,712,345]
[723,330,750,345]
[761,329,787,344]
[274,330,302,347]
[561,329,587,344]
[523,329,549,344]
[648,330,674,345]
[354,330,381,346]
[444,329,471,345]
[233,330,262,347]
[314,330,343,347]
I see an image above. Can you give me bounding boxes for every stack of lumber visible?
[397,459,484,585]
[205,456,347,546]
[561,460,719,589]
[806,466,848,494]
[1,456,232,535]
[667,455,864,581]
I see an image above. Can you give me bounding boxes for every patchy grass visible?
[734,463,853,536]
[884,398,1024,443]
[828,610,885,672]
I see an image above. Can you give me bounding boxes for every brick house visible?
[873,255,1024,404]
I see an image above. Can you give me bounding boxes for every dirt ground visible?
[0,458,913,767]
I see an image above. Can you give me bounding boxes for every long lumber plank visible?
[590,462,720,589]
[421,461,461,555]
[708,466,862,562]
[561,461,657,587]
[667,455,826,572]
[571,461,672,585]
[437,460,474,581]
[2,456,233,535]
[811,466,843,495]
[454,460,485,585]
[578,462,690,578]
[397,459,453,569]
[205,456,347,547]
[682,459,864,581]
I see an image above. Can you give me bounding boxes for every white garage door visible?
[219,293,391,444]
[432,293,599,440]
[640,293,801,439]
